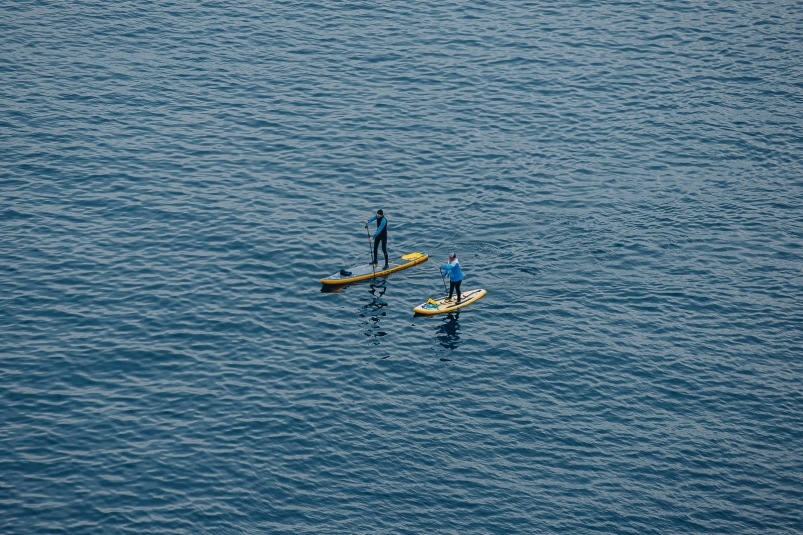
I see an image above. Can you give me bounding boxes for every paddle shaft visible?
[438,265,448,293]
[365,224,376,276]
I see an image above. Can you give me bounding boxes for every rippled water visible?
[2,1,803,533]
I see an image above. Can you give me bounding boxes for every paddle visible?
[438,264,448,294]
[364,223,376,277]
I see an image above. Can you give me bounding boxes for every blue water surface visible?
[2,1,802,533]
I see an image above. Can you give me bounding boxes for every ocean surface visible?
[2,1,802,533]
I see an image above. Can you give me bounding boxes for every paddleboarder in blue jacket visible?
[365,209,388,269]
[440,252,463,302]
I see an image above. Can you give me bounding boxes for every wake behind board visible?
[321,252,428,285]
[413,288,487,315]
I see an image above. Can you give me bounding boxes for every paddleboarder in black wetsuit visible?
[365,209,388,269]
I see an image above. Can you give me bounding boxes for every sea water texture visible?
[1,1,802,534]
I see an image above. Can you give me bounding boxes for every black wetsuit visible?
[371,215,388,266]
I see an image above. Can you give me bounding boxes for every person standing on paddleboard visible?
[365,209,389,269]
[440,252,463,302]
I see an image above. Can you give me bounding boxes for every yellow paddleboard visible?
[413,288,487,315]
[320,252,428,285]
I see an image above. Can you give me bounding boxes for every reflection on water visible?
[435,312,461,351]
[359,281,387,342]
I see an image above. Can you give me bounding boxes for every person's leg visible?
[372,239,379,265]
[449,281,456,299]
[380,236,388,266]
[455,280,462,301]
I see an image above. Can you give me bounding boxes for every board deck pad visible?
[320,252,428,285]
[413,288,487,315]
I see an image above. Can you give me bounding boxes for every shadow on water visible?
[359,281,388,342]
[435,311,461,352]
[320,284,344,293]
[320,275,389,293]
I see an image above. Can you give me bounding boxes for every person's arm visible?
[440,262,451,277]
[366,215,377,224]
[371,217,386,239]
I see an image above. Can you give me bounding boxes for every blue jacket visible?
[367,214,387,239]
[440,258,463,282]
